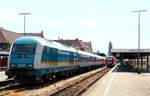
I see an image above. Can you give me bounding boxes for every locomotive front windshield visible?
[12,44,36,54]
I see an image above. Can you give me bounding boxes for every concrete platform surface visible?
[82,65,150,96]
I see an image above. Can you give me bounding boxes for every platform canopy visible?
[111,49,150,59]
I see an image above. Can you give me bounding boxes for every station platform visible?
[82,64,150,96]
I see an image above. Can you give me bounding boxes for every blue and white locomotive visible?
[6,36,105,81]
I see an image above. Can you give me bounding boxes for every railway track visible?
[0,83,23,96]
[0,79,14,87]
[47,67,109,96]
[0,67,109,96]
[0,82,39,96]
[0,67,7,71]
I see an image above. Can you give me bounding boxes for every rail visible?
[48,67,109,96]
[0,67,8,71]
[0,79,14,87]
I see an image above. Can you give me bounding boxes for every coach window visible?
[43,47,49,54]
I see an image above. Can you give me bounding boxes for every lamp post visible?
[19,13,31,36]
[132,10,147,69]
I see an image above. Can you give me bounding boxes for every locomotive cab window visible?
[12,44,36,54]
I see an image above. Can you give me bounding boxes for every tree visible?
[95,50,106,57]
[108,41,113,55]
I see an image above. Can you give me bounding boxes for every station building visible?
[0,27,93,66]
[0,27,93,53]
[0,27,44,52]
[54,38,93,53]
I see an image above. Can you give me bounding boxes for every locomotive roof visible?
[13,36,76,52]
[14,36,104,59]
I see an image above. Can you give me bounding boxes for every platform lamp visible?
[132,10,147,69]
[19,13,31,36]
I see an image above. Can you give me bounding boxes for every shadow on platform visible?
[112,64,133,72]
[112,64,150,73]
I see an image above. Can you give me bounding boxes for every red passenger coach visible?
[106,56,116,68]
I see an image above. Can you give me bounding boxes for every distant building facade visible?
[0,27,44,51]
[54,38,93,53]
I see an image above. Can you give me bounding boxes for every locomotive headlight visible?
[27,64,33,68]
[10,64,16,68]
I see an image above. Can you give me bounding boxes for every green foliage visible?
[108,41,113,53]
[133,66,142,74]
[94,50,106,57]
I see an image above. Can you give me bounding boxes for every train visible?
[106,56,116,68]
[6,36,106,82]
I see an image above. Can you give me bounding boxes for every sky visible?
[0,0,150,53]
